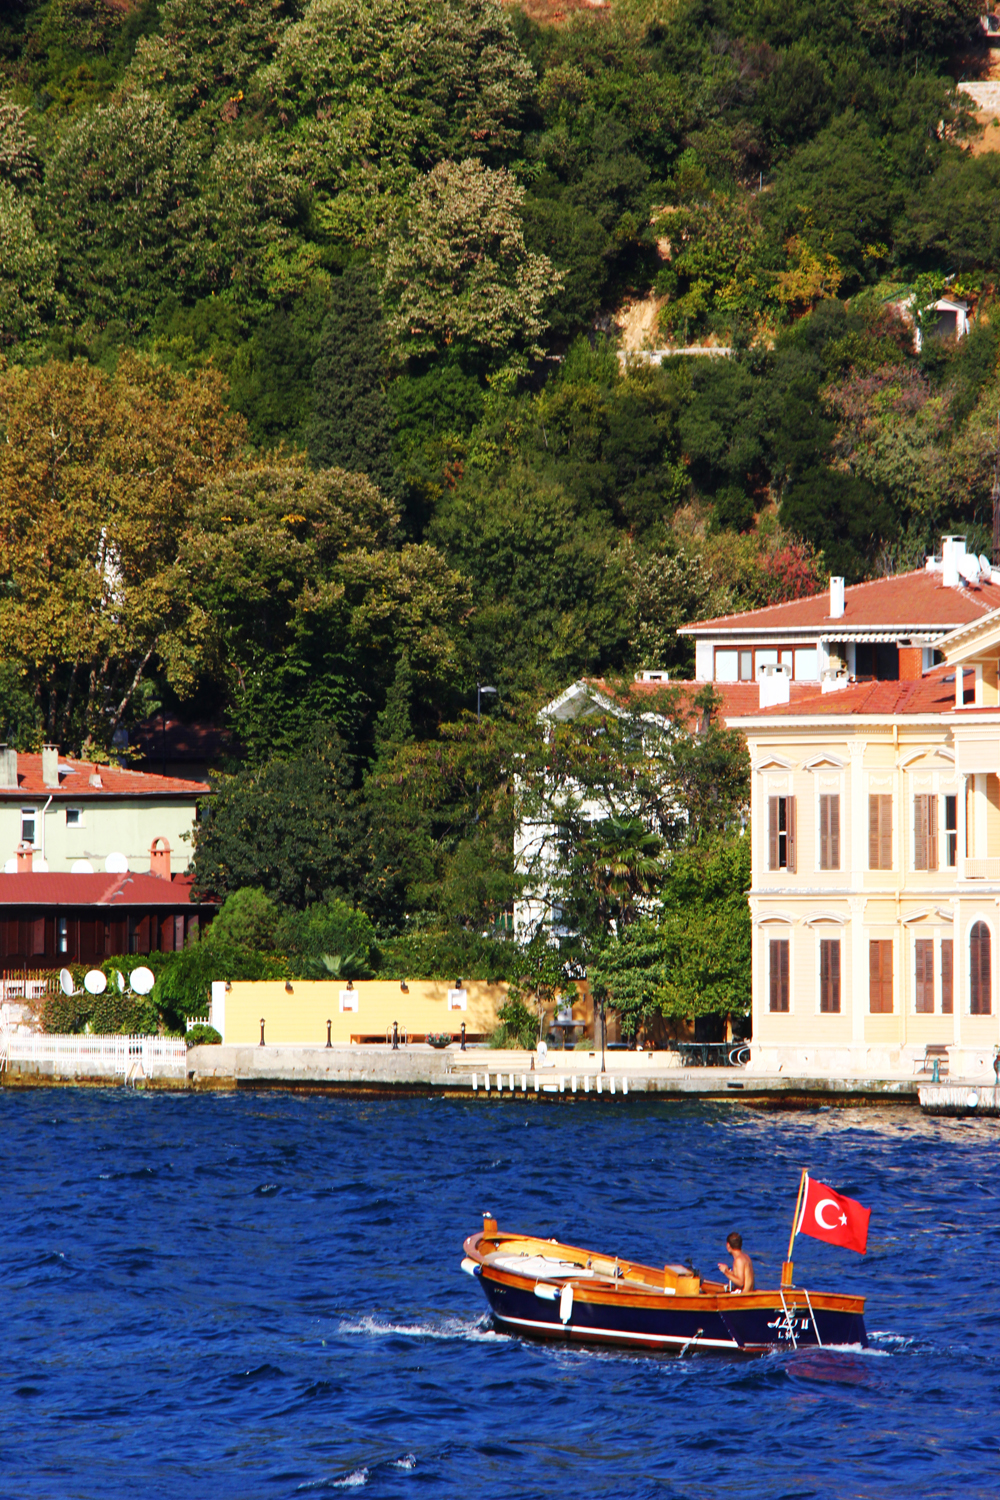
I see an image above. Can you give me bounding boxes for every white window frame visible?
[20,806,36,845]
[65,807,83,828]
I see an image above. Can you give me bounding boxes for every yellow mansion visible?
[730,617,1000,1080]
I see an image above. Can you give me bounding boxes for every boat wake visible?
[295,1454,417,1491]
[334,1313,508,1344]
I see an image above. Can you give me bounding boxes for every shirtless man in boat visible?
[718,1232,755,1293]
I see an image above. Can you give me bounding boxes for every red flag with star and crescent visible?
[797,1174,871,1255]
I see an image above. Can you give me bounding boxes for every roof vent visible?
[830,577,845,619]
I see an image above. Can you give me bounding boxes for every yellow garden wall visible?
[221,979,512,1046]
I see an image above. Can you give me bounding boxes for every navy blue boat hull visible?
[478,1274,868,1354]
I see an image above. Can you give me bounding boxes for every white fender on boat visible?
[533,1282,559,1302]
[559,1283,574,1324]
[461,1258,480,1277]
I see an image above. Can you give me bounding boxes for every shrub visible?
[489,996,539,1050]
[186,1024,222,1048]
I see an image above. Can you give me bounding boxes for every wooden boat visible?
[461,1216,868,1356]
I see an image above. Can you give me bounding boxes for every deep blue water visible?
[0,1090,996,1499]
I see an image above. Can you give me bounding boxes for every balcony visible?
[963,858,1000,880]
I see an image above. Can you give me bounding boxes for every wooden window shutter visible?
[927,794,938,870]
[830,793,840,870]
[786,796,796,874]
[970,922,992,1016]
[820,938,840,1013]
[914,795,927,871]
[768,797,778,870]
[941,938,953,1014]
[869,939,892,1013]
[914,937,934,1013]
[769,939,789,1012]
[869,795,879,868]
[819,795,839,871]
[879,796,892,870]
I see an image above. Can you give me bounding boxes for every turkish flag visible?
[797,1174,871,1255]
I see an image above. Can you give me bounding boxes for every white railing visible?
[5,1034,187,1076]
[963,858,1000,881]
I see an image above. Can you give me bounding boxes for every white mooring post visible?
[597,1074,602,1095]
[472,1073,478,1091]
[534,1072,539,1093]
[623,1077,629,1096]
[610,1076,616,1095]
[521,1074,527,1092]
[572,1076,577,1093]
[509,1074,514,1092]
[496,1073,502,1093]
[485,1072,490,1093]
[584,1075,590,1094]
[559,1076,564,1094]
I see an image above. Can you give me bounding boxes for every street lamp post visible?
[477,683,497,720]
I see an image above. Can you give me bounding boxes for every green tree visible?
[0,185,57,348]
[0,353,247,751]
[381,159,559,364]
[260,0,533,243]
[192,728,365,907]
[308,264,396,492]
[590,833,752,1036]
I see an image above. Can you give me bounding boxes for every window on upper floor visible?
[768,796,796,872]
[913,794,938,871]
[20,807,36,845]
[65,807,82,828]
[819,794,840,870]
[868,795,892,870]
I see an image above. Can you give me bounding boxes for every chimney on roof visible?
[16,841,33,873]
[149,836,171,881]
[942,535,965,588]
[89,765,103,789]
[0,745,17,788]
[830,576,845,619]
[41,743,59,787]
[759,662,791,709]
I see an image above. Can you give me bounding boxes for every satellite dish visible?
[959,554,980,583]
[4,858,15,873]
[115,969,126,993]
[71,859,94,875]
[979,554,992,575]
[33,857,48,872]
[537,1040,548,1058]
[105,852,128,874]
[83,969,107,996]
[59,968,75,997]
[130,966,155,995]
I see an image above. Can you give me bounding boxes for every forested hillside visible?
[2,0,1000,998]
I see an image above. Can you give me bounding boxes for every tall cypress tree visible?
[307,264,395,493]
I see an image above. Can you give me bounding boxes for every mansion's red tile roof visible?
[0,754,208,799]
[679,569,1000,634]
[0,872,203,905]
[585,678,821,721]
[729,665,969,719]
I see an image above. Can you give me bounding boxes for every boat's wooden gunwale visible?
[464,1231,865,1315]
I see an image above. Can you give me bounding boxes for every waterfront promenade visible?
[2,1039,990,1103]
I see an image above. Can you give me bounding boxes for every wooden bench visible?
[914,1044,950,1081]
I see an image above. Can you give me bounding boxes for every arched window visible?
[969,922,992,1016]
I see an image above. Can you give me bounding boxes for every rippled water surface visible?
[0,1089,996,1498]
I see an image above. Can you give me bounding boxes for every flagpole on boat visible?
[782,1168,808,1287]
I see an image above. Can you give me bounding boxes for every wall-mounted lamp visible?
[455,977,463,990]
[285,979,293,993]
[346,978,354,990]
[225,980,232,992]
[400,979,409,992]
